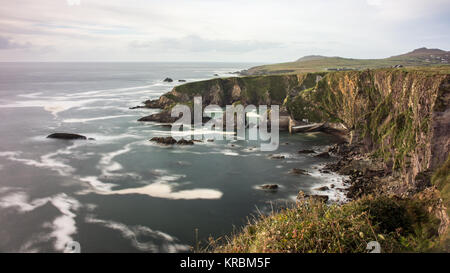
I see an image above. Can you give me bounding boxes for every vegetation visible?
[243,48,450,75]
[209,195,441,253]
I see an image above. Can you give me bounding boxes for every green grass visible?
[244,57,450,75]
[209,195,442,253]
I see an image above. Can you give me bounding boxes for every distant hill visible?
[241,47,449,75]
[296,55,329,62]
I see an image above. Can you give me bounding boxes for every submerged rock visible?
[177,139,194,145]
[298,149,316,154]
[138,111,179,123]
[315,152,331,158]
[150,137,177,145]
[178,79,186,82]
[261,184,278,190]
[129,105,144,109]
[47,133,88,140]
[290,168,309,175]
[296,191,329,203]
[270,155,285,159]
[314,186,330,191]
[150,137,194,145]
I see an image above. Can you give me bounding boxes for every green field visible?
[242,47,449,75]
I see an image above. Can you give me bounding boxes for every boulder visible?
[150,137,195,145]
[296,191,329,203]
[129,105,144,109]
[298,149,316,154]
[138,111,179,123]
[314,186,329,191]
[163,77,173,82]
[290,168,309,175]
[177,139,194,145]
[150,137,177,145]
[261,184,278,190]
[315,152,330,158]
[47,133,88,140]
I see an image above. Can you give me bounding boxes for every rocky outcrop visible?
[150,137,194,145]
[261,184,278,190]
[298,149,316,154]
[290,168,309,175]
[47,133,89,140]
[297,190,329,203]
[138,111,180,123]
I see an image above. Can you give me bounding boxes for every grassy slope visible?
[211,196,441,253]
[244,54,450,75]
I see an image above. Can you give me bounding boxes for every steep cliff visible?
[287,69,449,187]
[150,69,449,187]
[149,73,325,109]
[143,68,450,251]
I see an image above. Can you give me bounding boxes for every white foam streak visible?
[0,192,80,251]
[62,115,135,123]
[85,215,190,253]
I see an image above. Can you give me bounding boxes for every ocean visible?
[0,62,346,252]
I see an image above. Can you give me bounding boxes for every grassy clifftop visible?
[211,195,442,253]
[241,48,450,75]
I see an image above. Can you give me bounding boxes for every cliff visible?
[142,68,450,251]
[149,69,449,187]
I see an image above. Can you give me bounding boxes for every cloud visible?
[0,0,448,61]
[130,35,281,53]
[0,36,31,49]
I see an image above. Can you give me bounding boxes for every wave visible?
[0,191,80,252]
[62,115,135,123]
[85,215,190,252]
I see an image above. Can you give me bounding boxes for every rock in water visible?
[177,139,194,145]
[150,137,195,145]
[314,186,330,191]
[163,77,173,82]
[47,133,87,140]
[296,191,329,203]
[298,149,316,154]
[138,111,179,123]
[150,137,177,145]
[315,152,330,158]
[290,168,309,175]
[261,184,278,190]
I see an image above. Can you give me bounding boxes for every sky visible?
[0,0,449,62]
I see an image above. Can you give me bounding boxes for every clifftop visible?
[241,48,450,75]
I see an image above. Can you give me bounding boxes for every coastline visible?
[134,67,449,252]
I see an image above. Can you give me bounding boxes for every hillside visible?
[241,47,450,75]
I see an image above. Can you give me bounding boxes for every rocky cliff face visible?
[149,74,324,109]
[148,69,449,190]
[287,70,449,189]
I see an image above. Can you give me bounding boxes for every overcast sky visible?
[0,0,449,62]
